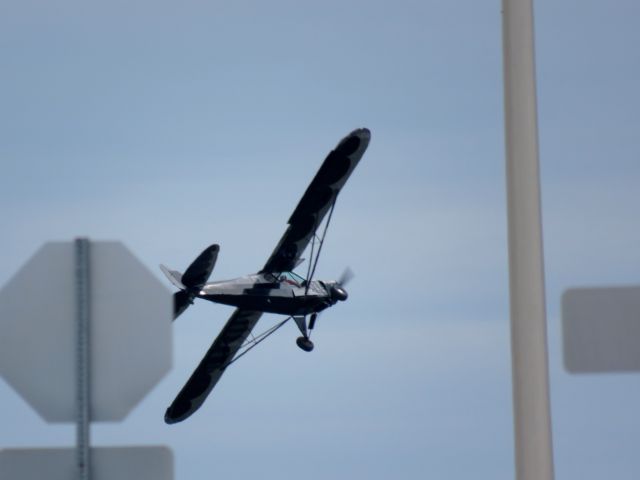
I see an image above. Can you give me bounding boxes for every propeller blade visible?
[338,267,355,286]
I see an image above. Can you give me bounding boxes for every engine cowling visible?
[330,284,348,302]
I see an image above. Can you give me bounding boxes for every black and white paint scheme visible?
[162,128,370,424]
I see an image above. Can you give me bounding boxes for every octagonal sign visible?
[0,241,172,422]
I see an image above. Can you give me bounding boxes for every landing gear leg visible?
[309,313,318,331]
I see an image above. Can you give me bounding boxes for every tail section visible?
[181,244,219,290]
[161,244,220,320]
[173,290,194,319]
[160,265,186,290]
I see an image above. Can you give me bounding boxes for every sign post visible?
[75,238,91,480]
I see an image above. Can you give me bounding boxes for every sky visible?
[1,0,640,478]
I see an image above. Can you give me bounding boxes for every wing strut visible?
[304,199,337,295]
[225,316,292,367]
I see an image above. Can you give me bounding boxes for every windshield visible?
[263,271,307,286]
[278,271,306,286]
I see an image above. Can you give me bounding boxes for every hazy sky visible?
[1,1,640,479]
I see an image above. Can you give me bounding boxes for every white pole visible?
[501,1,555,480]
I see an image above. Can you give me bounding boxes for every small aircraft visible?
[162,128,370,424]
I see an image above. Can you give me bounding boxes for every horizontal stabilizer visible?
[173,290,194,320]
[161,244,219,321]
[182,244,219,290]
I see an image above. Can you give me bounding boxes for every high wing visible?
[261,128,371,273]
[164,309,262,424]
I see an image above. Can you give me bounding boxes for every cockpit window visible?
[263,271,306,286]
[278,271,306,287]
[264,272,278,283]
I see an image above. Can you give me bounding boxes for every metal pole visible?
[501,1,555,480]
[75,238,91,480]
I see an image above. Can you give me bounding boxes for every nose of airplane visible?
[330,284,348,302]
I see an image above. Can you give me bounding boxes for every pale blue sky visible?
[1,1,639,479]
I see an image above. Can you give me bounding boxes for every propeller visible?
[328,266,354,303]
[338,267,354,287]
[309,267,355,332]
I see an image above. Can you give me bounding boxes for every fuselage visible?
[197,272,340,316]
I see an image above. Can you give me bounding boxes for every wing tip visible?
[164,397,196,424]
[344,127,371,152]
[352,127,371,139]
[339,128,370,158]
[164,406,186,425]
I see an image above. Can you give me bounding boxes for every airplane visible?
[162,128,371,424]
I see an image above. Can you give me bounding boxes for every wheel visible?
[296,336,314,352]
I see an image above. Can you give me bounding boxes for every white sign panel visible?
[0,242,172,421]
[0,446,173,480]
[562,286,640,373]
